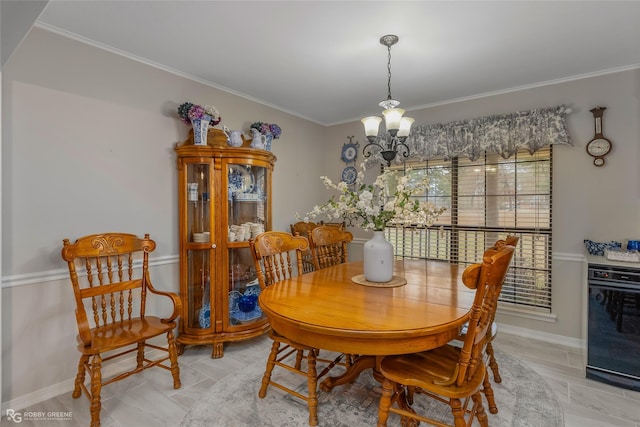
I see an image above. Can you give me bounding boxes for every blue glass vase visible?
[238,295,257,312]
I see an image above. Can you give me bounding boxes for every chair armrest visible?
[75,309,93,347]
[146,277,182,323]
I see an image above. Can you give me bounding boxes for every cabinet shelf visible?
[175,142,276,358]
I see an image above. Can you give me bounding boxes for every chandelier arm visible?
[395,142,410,159]
[363,141,384,158]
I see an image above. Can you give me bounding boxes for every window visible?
[386,146,552,312]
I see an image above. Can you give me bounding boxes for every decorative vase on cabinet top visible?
[191,115,211,146]
[224,127,244,147]
[264,134,273,151]
[249,128,266,149]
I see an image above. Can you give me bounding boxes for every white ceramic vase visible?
[363,231,394,282]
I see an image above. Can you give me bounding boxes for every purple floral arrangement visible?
[178,102,221,126]
[250,122,282,139]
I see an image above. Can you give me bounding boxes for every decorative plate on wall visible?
[341,166,357,185]
[341,142,358,163]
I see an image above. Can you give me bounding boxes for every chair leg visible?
[377,378,394,427]
[306,350,319,426]
[486,342,502,383]
[167,330,181,389]
[89,354,102,427]
[482,373,498,414]
[472,392,489,427]
[294,349,305,370]
[450,398,467,427]
[136,342,145,369]
[73,354,90,399]
[406,386,415,405]
[259,341,280,398]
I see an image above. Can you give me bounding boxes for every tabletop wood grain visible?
[259,259,475,356]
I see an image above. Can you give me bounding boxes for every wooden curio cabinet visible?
[175,139,276,358]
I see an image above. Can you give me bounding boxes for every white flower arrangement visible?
[305,163,446,231]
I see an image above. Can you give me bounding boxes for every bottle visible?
[190,164,209,240]
[191,200,203,240]
[198,165,209,234]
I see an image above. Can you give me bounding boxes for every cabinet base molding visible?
[176,323,271,358]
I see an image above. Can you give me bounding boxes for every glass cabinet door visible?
[227,164,268,229]
[228,248,262,326]
[187,164,211,243]
[186,162,213,330]
[227,163,269,326]
[187,250,211,329]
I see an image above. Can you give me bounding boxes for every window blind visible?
[386,147,552,312]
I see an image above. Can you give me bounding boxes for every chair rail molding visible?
[1,255,179,289]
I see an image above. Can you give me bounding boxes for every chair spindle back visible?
[309,225,353,269]
[61,233,155,342]
[249,231,309,288]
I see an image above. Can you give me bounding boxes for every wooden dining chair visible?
[290,221,319,273]
[249,231,326,426]
[453,235,519,414]
[308,225,353,270]
[290,220,318,236]
[319,220,346,230]
[376,245,515,427]
[483,235,519,387]
[61,233,182,427]
[308,225,356,367]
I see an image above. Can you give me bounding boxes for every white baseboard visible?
[1,348,167,413]
[496,323,583,350]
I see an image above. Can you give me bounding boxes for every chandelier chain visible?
[386,44,393,101]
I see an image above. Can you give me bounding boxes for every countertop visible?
[584,253,640,269]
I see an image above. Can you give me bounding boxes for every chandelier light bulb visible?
[382,108,405,134]
[398,117,415,138]
[362,116,383,141]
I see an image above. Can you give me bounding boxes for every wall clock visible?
[586,106,612,167]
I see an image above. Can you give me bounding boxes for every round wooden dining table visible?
[258,259,476,391]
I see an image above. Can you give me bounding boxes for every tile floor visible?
[5,331,640,427]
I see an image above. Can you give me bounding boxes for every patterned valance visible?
[366,105,572,165]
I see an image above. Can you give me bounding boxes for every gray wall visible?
[2,25,640,409]
[325,68,640,341]
[1,27,327,406]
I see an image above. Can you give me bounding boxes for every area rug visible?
[180,349,563,427]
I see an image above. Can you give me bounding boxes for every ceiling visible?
[35,1,640,126]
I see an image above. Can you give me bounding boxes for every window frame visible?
[385,146,553,312]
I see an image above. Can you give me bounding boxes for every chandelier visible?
[361,35,414,166]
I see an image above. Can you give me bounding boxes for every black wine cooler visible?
[587,263,640,391]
